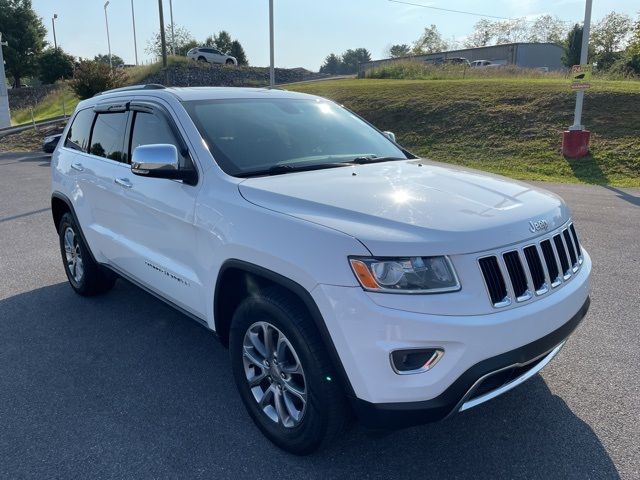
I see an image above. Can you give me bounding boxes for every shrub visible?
[70,60,127,99]
[38,47,75,84]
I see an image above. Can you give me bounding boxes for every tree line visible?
[0,0,249,88]
[382,11,640,74]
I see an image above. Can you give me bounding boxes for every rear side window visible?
[89,112,129,162]
[65,108,94,152]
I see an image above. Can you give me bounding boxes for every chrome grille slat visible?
[478,222,583,308]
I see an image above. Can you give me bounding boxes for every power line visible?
[388,0,513,21]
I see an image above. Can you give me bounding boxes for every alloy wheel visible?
[242,321,307,428]
[63,226,84,283]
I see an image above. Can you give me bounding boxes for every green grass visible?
[11,85,80,125]
[288,78,640,187]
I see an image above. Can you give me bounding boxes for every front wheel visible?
[229,288,348,454]
[226,59,235,65]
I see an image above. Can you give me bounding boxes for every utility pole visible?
[0,33,10,128]
[169,0,175,55]
[104,1,112,71]
[158,0,168,85]
[52,14,58,49]
[269,0,275,88]
[562,0,593,158]
[131,0,139,65]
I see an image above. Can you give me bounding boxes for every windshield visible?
[182,98,408,177]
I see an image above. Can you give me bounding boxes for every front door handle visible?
[114,177,133,189]
[71,162,84,171]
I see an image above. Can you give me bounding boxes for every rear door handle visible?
[114,177,133,189]
[71,162,84,171]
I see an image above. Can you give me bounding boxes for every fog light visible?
[390,348,444,375]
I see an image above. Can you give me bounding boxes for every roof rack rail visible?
[94,84,166,96]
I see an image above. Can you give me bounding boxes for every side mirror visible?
[131,144,196,184]
[383,131,396,143]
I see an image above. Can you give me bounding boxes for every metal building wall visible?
[359,43,565,75]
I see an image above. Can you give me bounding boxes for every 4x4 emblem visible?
[529,219,549,233]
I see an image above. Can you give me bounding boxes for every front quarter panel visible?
[193,172,370,329]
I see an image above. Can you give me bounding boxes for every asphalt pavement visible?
[0,152,638,479]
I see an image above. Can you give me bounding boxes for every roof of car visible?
[88,85,318,104]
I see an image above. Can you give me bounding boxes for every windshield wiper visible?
[239,162,350,178]
[348,156,406,164]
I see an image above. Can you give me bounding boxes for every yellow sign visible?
[571,64,592,90]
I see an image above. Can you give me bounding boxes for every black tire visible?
[197,56,207,63]
[229,287,348,454]
[225,59,235,65]
[58,212,116,296]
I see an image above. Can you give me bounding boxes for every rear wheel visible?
[229,287,348,454]
[58,212,115,296]
[225,59,235,65]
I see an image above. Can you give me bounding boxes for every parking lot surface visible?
[1,152,638,479]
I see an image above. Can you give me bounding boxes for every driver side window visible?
[129,111,192,169]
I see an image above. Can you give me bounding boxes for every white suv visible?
[186,47,237,65]
[51,85,591,454]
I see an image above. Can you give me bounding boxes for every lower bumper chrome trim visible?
[458,340,566,412]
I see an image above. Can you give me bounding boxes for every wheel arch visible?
[213,259,356,398]
[51,192,99,264]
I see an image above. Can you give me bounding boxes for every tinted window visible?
[130,111,188,167]
[183,98,407,177]
[65,108,94,152]
[89,112,129,161]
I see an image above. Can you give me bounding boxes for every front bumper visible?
[350,297,589,428]
[310,251,591,427]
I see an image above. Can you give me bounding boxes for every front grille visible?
[479,222,583,308]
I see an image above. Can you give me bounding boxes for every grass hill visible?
[288,78,640,187]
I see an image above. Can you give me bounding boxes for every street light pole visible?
[169,0,175,55]
[570,0,592,131]
[104,1,112,71]
[269,0,275,88]
[131,0,139,65]
[158,0,168,68]
[52,14,58,49]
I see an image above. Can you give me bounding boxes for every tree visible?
[0,0,47,87]
[229,40,248,65]
[94,53,125,68]
[340,48,371,74]
[528,15,566,44]
[205,30,233,54]
[38,47,74,84]
[629,15,640,56]
[413,24,448,54]
[464,19,496,48]
[319,53,342,74]
[70,60,126,99]
[146,24,195,57]
[388,44,411,58]
[493,18,529,44]
[562,24,584,68]
[591,12,633,70]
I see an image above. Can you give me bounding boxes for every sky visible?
[32,0,639,70]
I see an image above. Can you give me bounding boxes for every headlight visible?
[349,256,460,293]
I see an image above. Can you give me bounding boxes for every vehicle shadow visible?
[0,282,619,479]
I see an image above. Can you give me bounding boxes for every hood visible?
[238,160,570,256]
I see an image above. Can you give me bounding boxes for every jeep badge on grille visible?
[529,219,549,233]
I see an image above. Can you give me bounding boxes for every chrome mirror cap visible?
[131,144,179,174]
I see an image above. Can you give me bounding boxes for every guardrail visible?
[0,115,67,139]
